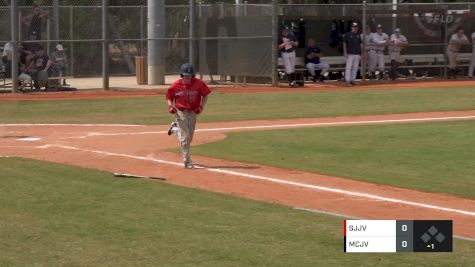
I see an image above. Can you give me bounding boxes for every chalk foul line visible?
[64,114,475,138]
[36,144,475,218]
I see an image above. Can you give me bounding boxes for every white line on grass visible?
[64,115,475,138]
[37,144,475,218]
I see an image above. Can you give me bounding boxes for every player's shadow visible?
[194,164,260,170]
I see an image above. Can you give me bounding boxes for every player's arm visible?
[306,50,314,59]
[39,8,50,18]
[165,88,177,114]
[22,14,33,26]
[462,35,470,45]
[200,95,208,110]
[400,37,409,46]
[44,59,53,72]
[292,37,299,47]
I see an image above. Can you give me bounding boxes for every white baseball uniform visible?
[362,33,374,74]
[369,32,389,73]
[447,33,469,69]
[469,32,475,77]
[388,33,408,62]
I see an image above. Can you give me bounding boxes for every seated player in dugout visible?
[2,43,32,92]
[305,38,330,83]
[25,46,53,91]
[166,63,211,169]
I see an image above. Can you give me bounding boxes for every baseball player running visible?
[166,63,211,169]
[278,26,299,87]
[369,24,389,80]
[469,31,475,78]
[343,22,363,86]
[447,27,469,79]
[388,28,408,80]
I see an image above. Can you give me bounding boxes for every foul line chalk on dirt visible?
[295,207,475,242]
[0,123,146,127]
[65,115,475,138]
[38,144,475,218]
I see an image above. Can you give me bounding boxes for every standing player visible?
[343,22,363,86]
[166,63,211,169]
[278,26,299,87]
[369,24,389,80]
[469,31,475,79]
[447,27,469,79]
[305,38,330,83]
[388,28,408,80]
[362,26,375,79]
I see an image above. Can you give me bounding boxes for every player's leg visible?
[306,63,316,77]
[377,53,385,80]
[345,55,353,85]
[316,62,330,81]
[368,50,377,79]
[469,50,475,78]
[282,52,292,85]
[18,73,32,91]
[447,49,457,78]
[175,110,193,167]
[351,55,360,84]
[289,51,296,86]
[184,111,197,168]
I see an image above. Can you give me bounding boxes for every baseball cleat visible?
[167,122,178,136]
[184,162,195,169]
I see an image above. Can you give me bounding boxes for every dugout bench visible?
[278,52,473,83]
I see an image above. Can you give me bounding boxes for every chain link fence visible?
[1,1,474,92]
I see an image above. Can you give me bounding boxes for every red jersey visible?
[166,78,211,111]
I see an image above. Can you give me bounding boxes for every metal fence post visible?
[271,0,278,86]
[189,0,195,67]
[102,0,109,90]
[140,6,144,55]
[11,0,19,93]
[53,0,60,41]
[443,6,448,79]
[362,1,367,82]
[70,5,74,77]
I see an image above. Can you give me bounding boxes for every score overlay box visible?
[344,220,452,253]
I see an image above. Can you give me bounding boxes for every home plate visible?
[17,137,42,141]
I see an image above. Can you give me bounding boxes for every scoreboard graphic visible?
[344,220,452,253]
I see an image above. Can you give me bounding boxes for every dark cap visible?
[180,63,195,76]
[376,24,382,28]
[283,26,290,30]
[30,31,37,35]
[394,28,401,32]
[351,22,358,27]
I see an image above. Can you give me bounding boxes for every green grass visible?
[191,120,475,199]
[0,158,474,266]
[0,86,474,124]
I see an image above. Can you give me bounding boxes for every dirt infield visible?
[1,79,474,101]
[1,110,475,239]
